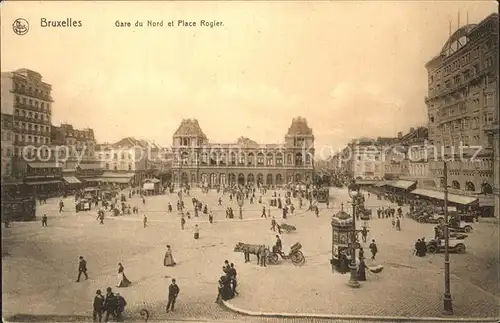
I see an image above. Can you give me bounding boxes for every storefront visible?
[411,188,479,211]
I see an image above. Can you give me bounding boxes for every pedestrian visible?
[414,239,422,257]
[396,217,401,231]
[143,215,148,228]
[209,212,213,224]
[163,245,176,267]
[229,263,239,295]
[361,226,368,243]
[215,276,224,303]
[392,218,395,228]
[261,206,267,218]
[259,246,267,267]
[115,293,126,322]
[93,289,104,323]
[194,224,199,239]
[76,256,89,282]
[369,240,378,260]
[270,217,276,231]
[59,200,64,212]
[103,287,117,322]
[181,216,186,230]
[41,214,48,227]
[166,278,180,312]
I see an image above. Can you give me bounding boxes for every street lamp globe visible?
[347,183,360,199]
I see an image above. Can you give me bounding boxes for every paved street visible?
[2,187,499,321]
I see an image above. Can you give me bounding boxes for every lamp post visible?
[442,161,453,314]
[237,191,244,219]
[347,183,360,288]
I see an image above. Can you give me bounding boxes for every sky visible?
[1,1,497,153]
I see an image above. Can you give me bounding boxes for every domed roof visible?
[173,119,207,139]
[332,204,353,226]
[287,117,313,136]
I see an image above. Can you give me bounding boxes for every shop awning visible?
[354,180,377,185]
[101,172,135,178]
[83,178,102,182]
[28,162,61,168]
[77,163,102,170]
[143,178,160,183]
[103,177,132,184]
[84,187,100,192]
[411,189,478,205]
[386,180,416,190]
[25,180,61,185]
[374,181,388,187]
[63,176,82,184]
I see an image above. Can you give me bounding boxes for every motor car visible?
[76,199,91,212]
[426,237,467,254]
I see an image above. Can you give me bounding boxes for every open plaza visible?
[2,186,499,322]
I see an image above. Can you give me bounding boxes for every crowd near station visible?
[4,171,487,322]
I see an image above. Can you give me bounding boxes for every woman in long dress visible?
[116,263,131,287]
[163,245,176,266]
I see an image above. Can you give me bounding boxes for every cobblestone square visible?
[2,188,499,321]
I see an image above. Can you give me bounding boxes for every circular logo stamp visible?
[13,18,29,35]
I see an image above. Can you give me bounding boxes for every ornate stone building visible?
[171,117,314,187]
[425,13,498,215]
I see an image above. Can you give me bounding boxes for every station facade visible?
[171,117,315,187]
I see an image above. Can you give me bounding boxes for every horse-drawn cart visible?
[267,242,305,266]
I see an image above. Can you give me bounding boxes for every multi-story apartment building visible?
[171,117,314,187]
[396,127,438,189]
[425,13,498,215]
[350,138,385,181]
[1,69,53,157]
[51,123,97,162]
[1,114,14,178]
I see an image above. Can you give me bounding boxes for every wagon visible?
[280,223,296,233]
[267,242,305,266]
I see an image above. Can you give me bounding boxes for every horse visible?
[234,242,265,264]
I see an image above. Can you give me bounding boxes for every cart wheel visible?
[291,251,305,266]
[427,244,437,254]
[464,226,472,233]
[267,253,279,265]
[437,217,445,224]
[456,244,466,254]
[418,217,425,223]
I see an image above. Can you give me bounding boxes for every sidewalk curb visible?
[221,300,499,322]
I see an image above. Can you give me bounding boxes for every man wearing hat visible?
[166,278,180,312]
[103,287,117,322]
[92,289,104,322]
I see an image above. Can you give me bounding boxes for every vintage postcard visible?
[1,1,499,323]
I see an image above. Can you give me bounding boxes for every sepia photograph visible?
[1,1,499,322]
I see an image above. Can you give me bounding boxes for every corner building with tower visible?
[171,117,315,187]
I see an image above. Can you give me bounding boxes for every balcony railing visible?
[14,102,51,115]
[13,127,50,137]
[11,87,54,102]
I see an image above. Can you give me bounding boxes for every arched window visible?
[201,152,209,165]
[481,183,493,194]
[266,153,273,165]
[247,153,255,166]
[256,153,264,166]
[230,152,237,165]
[276,153,283,165]
[238,153,245,165]
[451,180,460,189]
[465,181,475,191]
